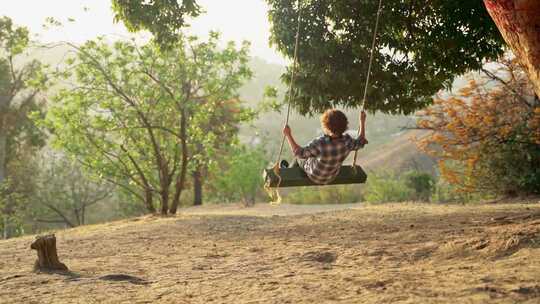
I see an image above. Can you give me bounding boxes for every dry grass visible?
[1,202,539,304]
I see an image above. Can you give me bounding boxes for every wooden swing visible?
[264,0,383,191]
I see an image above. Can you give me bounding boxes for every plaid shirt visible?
[294,134,366,184]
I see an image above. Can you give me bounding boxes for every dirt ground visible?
[1,202,540,304]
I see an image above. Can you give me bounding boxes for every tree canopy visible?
[267,0,506,114]
[108,1,530,114]
[111,0,201,47]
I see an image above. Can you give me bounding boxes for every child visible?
[283,109,368,185]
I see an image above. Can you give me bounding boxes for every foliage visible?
[0,16,49,238]
[210,145,268,205]
[403,171,435,201]
[111,0,202,47]
[44,33,253,215]
[363,172,413,203]
[266,0,505,114]
[430,180,486,204]
[0,179,28,238]
[0,16,48,167]
[416,57,540,196]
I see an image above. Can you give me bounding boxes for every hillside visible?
[358,129,436,174]
[1,202,539,304]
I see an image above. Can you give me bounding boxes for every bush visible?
[364,172,413,203]
[416,57,540,196]
[209,145,268,205]
[430,180,485,203]
[403,171,435,201]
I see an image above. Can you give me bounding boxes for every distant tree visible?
[45,33,252,215]
[0,16,48,238]
[111,0,201,47]
[211,145,268,206]
[190,98,255,206]
[267,0,505,114]
[416,58,540,195]
[32,155,113,228]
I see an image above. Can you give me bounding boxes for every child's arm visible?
[353,111,369,149]
[360,110,367,140]
[283,125,301,154]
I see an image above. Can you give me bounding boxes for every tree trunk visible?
[0,117,8,239]
[160,187,169,215]
[144,189,156,213]
[159,168,170,215]
[170,108,188,214]
[73,206,81,227]
[30,234,69,272]
[2,215,7,240]
[0,127,6,188]
[193,165,203,206]
[484,0,540,97]
[81,204,85,226]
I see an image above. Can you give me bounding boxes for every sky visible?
[2,0,287,65]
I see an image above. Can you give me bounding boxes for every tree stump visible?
[30,234,68,272]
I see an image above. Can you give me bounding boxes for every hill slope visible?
[358,129,436,174]
[1,202,539,304]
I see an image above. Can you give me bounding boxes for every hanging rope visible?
[352,0,384,168]
[265,0,303,204]
[275,1,302,168]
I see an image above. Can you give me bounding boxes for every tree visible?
[483,0,540,99]
[111,0,201,47]
[45,33,252,215]
[0,16,48,238]
[266,0,505,114]
[211,145,268,206]
[416,58,540,196]
[33,154,113,228]
[190,98,255,206]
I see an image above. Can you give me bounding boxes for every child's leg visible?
[293,159,308,170]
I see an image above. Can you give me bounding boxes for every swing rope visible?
[352,0,384,168]
[266,0,303,204]
[275,0,302,169]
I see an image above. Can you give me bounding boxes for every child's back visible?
[283,109,368,185]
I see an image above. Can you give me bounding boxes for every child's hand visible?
[283,125,292,137]
[359,136,369,145]
[361,110,367,123]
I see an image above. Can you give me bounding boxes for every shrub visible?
[210,145,268,205]
[403,171,435,201]
[416,57,540,196]
[364,173,413,203]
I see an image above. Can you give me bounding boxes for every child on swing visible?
[283,109,368,185]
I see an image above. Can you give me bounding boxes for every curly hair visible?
[321,109,348,136]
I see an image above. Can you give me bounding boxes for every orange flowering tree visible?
[416,58,540,196]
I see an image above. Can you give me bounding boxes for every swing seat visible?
[263,165,367,188]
